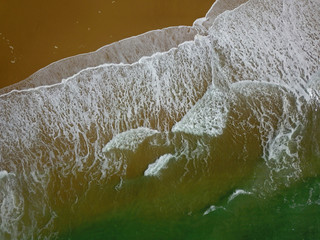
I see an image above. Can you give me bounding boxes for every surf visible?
[0,0,319,239]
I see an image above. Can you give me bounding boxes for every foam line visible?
[0,26,197,95]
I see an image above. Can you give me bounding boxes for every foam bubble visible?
[0,172,25,240]
[102,127,159,152]
[307,70,320,103]
[228,189,252,203]
[194,0,248,33]
[144,154,174,177]
[210,0,320,96]
[203,205,225,216]
[0,171,8,180]
[172,86,229,136]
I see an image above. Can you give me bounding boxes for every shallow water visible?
[0,0,320,239]
[59,177,320,240]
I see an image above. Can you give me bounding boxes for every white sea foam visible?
[144,154,174,177]
[307,70,320,104]
[172,86,229,136]
[194,0,248,33]
[0,171,24,240]
[228,189,252,203]
[102,128,159,152]
[203,205,225,216]
[210,0,320,96]
[0,171,15,181]
[0,171,8,180]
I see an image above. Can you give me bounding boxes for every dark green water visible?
[60,176,320,240]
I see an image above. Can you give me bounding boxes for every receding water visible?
[0,0,320,239]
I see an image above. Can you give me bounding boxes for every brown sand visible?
[0,0,213,89]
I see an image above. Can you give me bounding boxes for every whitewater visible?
[0,0,319,239]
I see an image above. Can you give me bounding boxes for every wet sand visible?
[0,0,213,89]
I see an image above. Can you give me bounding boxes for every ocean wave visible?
[0,0,319,239]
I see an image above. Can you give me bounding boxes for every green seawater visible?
[59,176,320,240]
